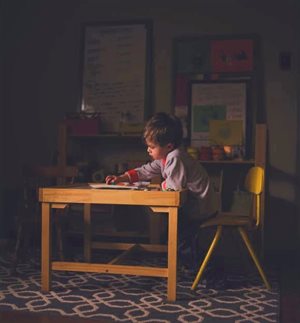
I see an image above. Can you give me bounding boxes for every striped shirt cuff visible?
[161,180,167,191]
[125,169,139,183]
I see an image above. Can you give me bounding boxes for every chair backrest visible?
[23,165,78,185]
[210,169,223,212]
[22,165,78,208]
[244,166,264,227]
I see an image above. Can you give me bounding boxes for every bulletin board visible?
[80,21,152,132]
[172,35,259,144]
[189,81,249,151]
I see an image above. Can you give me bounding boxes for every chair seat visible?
[200,213,253,228]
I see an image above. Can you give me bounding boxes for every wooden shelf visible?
[68,133,142,139]
[200,159,255,164]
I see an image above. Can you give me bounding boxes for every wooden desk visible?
[39,184,187,301]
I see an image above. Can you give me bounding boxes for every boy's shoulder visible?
[167,148,207,171]
[167,147,192,161]
[167,148,183,159]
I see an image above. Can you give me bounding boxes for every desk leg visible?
[147,207,162,244]
[41,202,51,291]
[84,204,91,262]
[167,207,178,302]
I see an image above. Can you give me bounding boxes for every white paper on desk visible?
[88,183,139,190]
[88,182,150,190]
[133,181,150,187]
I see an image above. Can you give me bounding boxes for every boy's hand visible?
[105,175,119,184]
[105,173,130,185]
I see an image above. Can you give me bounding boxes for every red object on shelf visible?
[199,146,212,160]
[64,118,101,135]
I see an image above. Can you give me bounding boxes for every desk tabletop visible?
[39,184,187,207]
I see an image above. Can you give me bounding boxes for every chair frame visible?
[14,164,78,263]
[191,166,271,290]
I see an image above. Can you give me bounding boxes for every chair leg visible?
[54,210,64,261]
[191,226,222,290]
[12,219,25,271]
[14,222,23,258]
[238,227,271,290]
[84,203,92,262]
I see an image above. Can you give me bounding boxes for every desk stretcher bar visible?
[52,262,168,277]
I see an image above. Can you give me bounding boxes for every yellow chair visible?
[191,166,271,290]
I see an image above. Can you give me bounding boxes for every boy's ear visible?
[167,143,174,151]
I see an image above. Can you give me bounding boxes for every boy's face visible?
[145,139,174,160]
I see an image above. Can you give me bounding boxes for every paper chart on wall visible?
[81,23,148,132]
[190,82,247,148]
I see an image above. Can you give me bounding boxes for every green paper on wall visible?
[192,105,226,132]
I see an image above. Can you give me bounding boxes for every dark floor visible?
[0,311,112,323]
[0,240,299,323]
[0,261,299,323]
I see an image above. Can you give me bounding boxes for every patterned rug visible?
[0,252,280,322]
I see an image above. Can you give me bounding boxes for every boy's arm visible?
[163,157,186,191]
[105,173,130,184]
[107,160,162,184]
[133,160,162,182]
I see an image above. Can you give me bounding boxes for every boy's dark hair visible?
[143,112,183,148]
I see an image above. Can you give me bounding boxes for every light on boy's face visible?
[145,140,174,160]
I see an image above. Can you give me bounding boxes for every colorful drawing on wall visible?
[192,105,226,132]
[209,120,243,145]
[211,39,254,72]
[189,81,247,149]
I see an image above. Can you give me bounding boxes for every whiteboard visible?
[80,22,151,132]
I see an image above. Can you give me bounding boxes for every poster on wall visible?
[173,36,255,142]
[189,81,248,150]
[80,21,152,132]
[211,39,254,73]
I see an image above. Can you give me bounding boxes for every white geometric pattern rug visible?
[0,253,280,322]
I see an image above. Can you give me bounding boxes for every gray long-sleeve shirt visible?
[129,148,218,220]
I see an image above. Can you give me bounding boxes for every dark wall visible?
[1,0,5,239]
[4,0,82,168]
[2,0,82,238]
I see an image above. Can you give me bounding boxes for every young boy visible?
[106,112,218,270]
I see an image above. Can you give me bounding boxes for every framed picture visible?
[189,80,250,155]
[80,21,152,132]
